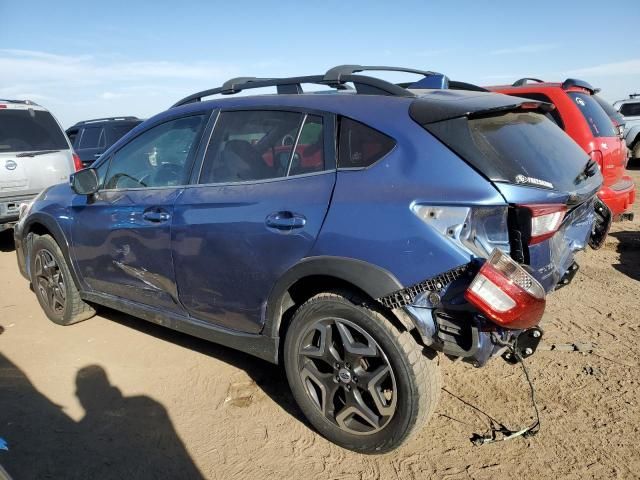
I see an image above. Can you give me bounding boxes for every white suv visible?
[0,99,79,231]
[614,94,640,160]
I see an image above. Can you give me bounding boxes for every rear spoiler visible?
[409,90,554,124]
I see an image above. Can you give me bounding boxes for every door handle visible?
[265,211,306,230]
[142,209,171,223]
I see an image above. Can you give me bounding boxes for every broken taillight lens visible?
[524,204,566,245]
[465,249,546,329]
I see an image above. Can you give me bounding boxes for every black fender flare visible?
[22,212,82,289]
[263,256,403,339]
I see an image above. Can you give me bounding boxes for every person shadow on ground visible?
[0,355,203,480]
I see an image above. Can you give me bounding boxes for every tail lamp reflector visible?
[524,204,566,244]
[72,152,83,172]
[465,249,546,329]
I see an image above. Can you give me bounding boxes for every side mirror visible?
[70,168,99,195]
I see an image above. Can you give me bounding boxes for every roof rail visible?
[73,116,140,126]
[561,78,596,94]
[630,93,640,99]
[0,99,39,106]
[323,65,441,83]
[512,78,544,87]
[171,64,442,108]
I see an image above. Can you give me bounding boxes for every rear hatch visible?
[410,91,602,291]
[570,92,627,188]
[0,104,72,200]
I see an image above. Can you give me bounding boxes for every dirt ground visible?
[1,168,639,480]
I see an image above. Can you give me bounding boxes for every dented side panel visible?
[69,187,185,315]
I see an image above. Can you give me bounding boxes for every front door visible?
[69,113,209,314]
[172,109,335,333]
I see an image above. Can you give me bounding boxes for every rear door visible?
[69,112,210,314]
[0,105,72,200]
[172,109,336,333]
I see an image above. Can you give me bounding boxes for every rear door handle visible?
[265,211,306,230]
[142,209,171,223]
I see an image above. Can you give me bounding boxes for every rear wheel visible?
[284,291,440,453]
[30,234,95,325]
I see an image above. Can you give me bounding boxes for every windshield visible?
[0,109,69,153]
[424,111,602,194]
[569,92,617,137]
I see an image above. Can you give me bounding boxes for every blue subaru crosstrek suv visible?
[14,66,610,453]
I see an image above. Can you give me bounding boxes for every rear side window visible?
[568,92,616,137]
[0,109,68,153]
[620,102,640,117]
[200,110,327,184]
[338,118,395,168]
[424,112,600,194]
[78,126,105,149]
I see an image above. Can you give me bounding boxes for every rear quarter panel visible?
[312,108,506,288]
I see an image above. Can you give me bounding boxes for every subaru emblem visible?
[5,160,17,171]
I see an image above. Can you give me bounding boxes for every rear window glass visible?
[338,118,395,168]
[568,92,616,137]
[506,93,564,129]
[0,109,68,153]
[424,112,600,194]
[620,102,640,117]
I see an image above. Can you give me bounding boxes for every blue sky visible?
[1,0,639,127]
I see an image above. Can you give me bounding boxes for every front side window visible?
[103,115,206,190]
[568,92,616,138]
[200,110,325,184]
[79,126,105,149]
[338,117,395,168]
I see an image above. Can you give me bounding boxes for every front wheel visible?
[284,292,440,453]
[30,234,95,325]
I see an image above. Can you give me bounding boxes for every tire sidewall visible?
[284,295,425,453]
[30,235,77,325]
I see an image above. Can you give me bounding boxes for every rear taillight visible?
[589,150,604,171]
[522,204,566,245]
[72,152,83,172]
[464,249,546,329]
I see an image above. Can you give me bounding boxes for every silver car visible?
[614,94,640,160]
[0,99,77,231]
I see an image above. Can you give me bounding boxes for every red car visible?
[487,78,635,220]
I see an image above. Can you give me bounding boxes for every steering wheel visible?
[110,172,147,189]
[281,134,295,146]
[151,163,183,187]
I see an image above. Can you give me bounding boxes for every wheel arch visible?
[22,213,82,288]
[263,256,408,344]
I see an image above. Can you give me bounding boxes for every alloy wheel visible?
[34,248,66,315]
[297,317,397,435]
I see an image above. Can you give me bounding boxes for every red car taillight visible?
[72,152,83,172]
[523,204,566,245]
[464,249,546,329]
[589,150,604,171]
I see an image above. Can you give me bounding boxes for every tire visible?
[29,234,95,326]
[284,291,440,453]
